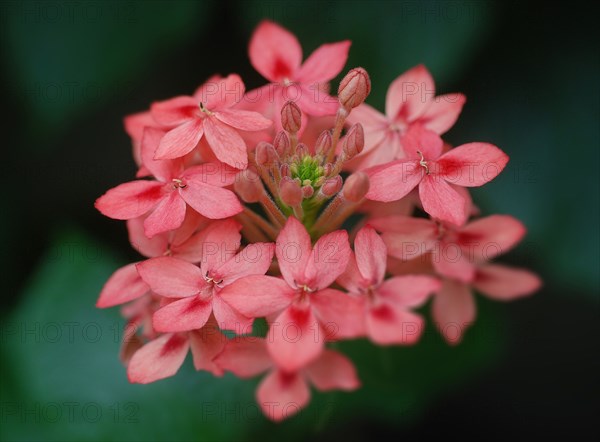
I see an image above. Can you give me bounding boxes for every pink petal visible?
[267,305,324,372]
[459,215,526,262]
[366,304,424,345]
[366,160,424,202]
[96,263,149,308]
[249,20,303,82]
[276,217,313,288]
[217,243,275,286]
[181,162,239,187]
[203,117,248,169]
[211,294,253,334]
[304,350,360,391]
[193,218,242,274]
[474,264,541,300]
[154,118,204,160]
[386,64,435,123]
[150,96,197,126]
[95,180,165,220]
[336,252,366,293]
[310,288,366,339]
[256,369,310,422]
[345,103,389,155]
[143,191,187,238]
[152,296,213,332]
[401,124,444,160]
[419,175,467,226]
[124,110,156,142]
[420,93,466,134]
[296,41,351,83]
[127,217,169,258]
[180,180,243,219]
[436,142,509,187]
[194,74,246,111]
[127,333,189,384]
[218,275,294,318]
[377,275,441,307]
[136,257,202,298]
[304,230,351,289]
[432,279,476,345]
[354,226,387,285]
[213,337,273,378]
[432,240,476,283]
[295,85,339,116]
[140,127,183,182]
[369,216,437,261]
[188,318,227,375]
[214,108,272,131]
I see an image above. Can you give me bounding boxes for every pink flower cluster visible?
[96,21,541,421]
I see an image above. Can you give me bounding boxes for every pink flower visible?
[136,219,275,333]
[95,127,243,238]
[433,265,542,344]
[127,315,226,384]
[247,20,351,128]
[346,64,466,168]
[338,226,441,344]
[365,126,508,226]
[150,74,272,168]
[219,217,363,371]
[369,214,527,283]
[214,337,360,421]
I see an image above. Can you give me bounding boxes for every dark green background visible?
[1,1,598,441]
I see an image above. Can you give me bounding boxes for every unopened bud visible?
[255,142,278,167]
[315,130,333,156]
[343,172,370,202]
[281,101,302,134]
[279,177,303,206]
[234,168,263,203]
[342,123,365,159]
[296,143,309,157]
[280,163,291,178]
[302,185,315,198]
[321,175,343,197]
[273,131,290,157]
[338,67,371,110]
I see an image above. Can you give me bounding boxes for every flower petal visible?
[143,190,187,238]
[432,240,476,283]
[276,217,313,288]
[432,279,475,345]
[474,264,541,300]
[212,294,253,333]
[419,175,467,226]
[96,263,149,308]
[249,20,303,82]
[436,142,509,187]
[369,215,437,261]
[218,275,294,318]
[304,230,351,289]
[365,160,424,202]
[217,243,275,286]
[214,108,272,131]
[95,180,165,220]
[195,74,246,111]
[127,217,169,258]
[213,337,273,378]
[203,117,248,169]
[127,333,189,384]
[150,95,197,126]
[304,350,360,391]
[296,41,351,84]
[366,304,424,345]
[310,288,366,339]
[267,306,324,372]
[136,257,202,298]
[188,317,227,375]
[256,369,310,422]
[420,93,466,134]
[152,296,213,332]
[354,226,387,285]
[140,127,183,182]
[386,64,435,122]
[154,118,204,160]
[459,215,526,262]
[377,275,441,307]
[180,180,243,219]
[295,85,339,116]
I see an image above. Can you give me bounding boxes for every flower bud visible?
[234,168,263,203]
[281,101,302,134]
[280,163,291,178]
[255,142,278,167]
[296,143,309,158]
[273,131,290,157]
[302,185,315,198]
[315,130,332,156]
[338,67,371,110]
[343,172,370,202]
[321,175,343,197]
[279,177,303,206]
[342,123,365,159]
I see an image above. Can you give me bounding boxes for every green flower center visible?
[290,155,324,187]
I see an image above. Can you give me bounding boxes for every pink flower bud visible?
[279,177,303,206]
[342,123,365,159]
[315,130,333,156]
[296,143,309,157]
[343,172,370,202]
[321,175,343,197]
[281,101,302,134]
[255,142,278,167]
[273,131,290,157]
[302,185,315,198]
[234,168,263,203]
[280,163,291,178]
[338,67,371,110]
